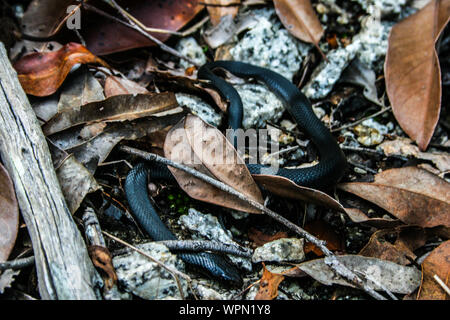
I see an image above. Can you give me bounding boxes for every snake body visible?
[124,61,347,284]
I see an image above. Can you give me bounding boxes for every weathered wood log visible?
[0,42,101,299]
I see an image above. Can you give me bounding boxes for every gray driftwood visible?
[0,43,101,299]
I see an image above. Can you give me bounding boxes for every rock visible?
[112,243,188,300]
[193,283,226,300]
[175,93,223,127]
[303,14,392,99]
[229,8,311,81]
[235,83,285,129]
[176,37,207,69]
[179,208,252,271]
[351,0,407,17]
[252,238,305,263]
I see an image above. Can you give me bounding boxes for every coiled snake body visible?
[124,61,347,284]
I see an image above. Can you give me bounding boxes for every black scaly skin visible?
[124,163,242,285]
[198,61,347,190]
[124,61,347,284]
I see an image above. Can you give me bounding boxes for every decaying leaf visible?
[164,115,264,213]
[342,207,402,228]
[104,75,149,97]
[385,0,450,150]
[340,58,380,106]
[248,228,288,247]
[88,245,117,290]
[339,167,450,228]
[418,240,450,300]
[378,137,450,173]
[273,0,324,45]
[303,220,344,256]
[42,92,178,135]
[204,0,240,26]
[84,0,204,55]
[14,43,109,97]
[255,263,285,300]
[0,269,20,294]
[359,227,427,265]
[296,255,421,294]
[252,174,346,212]
[0,164,19,262]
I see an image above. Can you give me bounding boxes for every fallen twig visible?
[331,106,392,132]
[0,256,35,271]
[119,145,386,300]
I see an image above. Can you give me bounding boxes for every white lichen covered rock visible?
[234,83,285,129]
[176,37,207,69]
[112,243,187,300]
[303,15,392,99]
[351,0,407,17]
[179,208,252,271]
[229,8,311,81]
[175,93,223,127]
[252,238,305,263]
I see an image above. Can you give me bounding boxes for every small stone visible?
[176,37,207,69]
[175,93,223,127]
[252,238,305,263]
[112,243,187,300]
[179,208,252,271]
[194,284,226,300]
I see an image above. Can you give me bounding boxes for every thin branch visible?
[433,274,450,296]
[118,145,386,300]
[0,256,35,271]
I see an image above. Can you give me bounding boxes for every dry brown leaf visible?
[417,240,450,300]
[0,164,19,262]
[339,167,450,228]
[104,76,149,97]
[252,174,346,212]
[164,115,263,214]
[13,43,109,97]
[204,0,240,26]
[359,227,427,265]
[84,0,204,55]
[42,92,178,135]
[87,245,117,290]
[273,0,324,45]
[342,207,402,228]
[254,263,285,300]
[385,0,450,150]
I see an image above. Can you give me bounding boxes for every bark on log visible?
[0,43,101,299]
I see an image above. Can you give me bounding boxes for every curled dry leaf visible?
[13,43,109,97]
[84,0,204,55]
[204,0,240,26]
[87,245,118,290]
[339,166,450,228]
[0,164,19,262]
[385,0,450,150]
[164,115,263,214]
[248,228,288,248]
[273,0,324,45]
[42,92,178,135]
[296,255,421,294]
[359,226,427,266]
[417,240,450,300]
[254,263,285,300]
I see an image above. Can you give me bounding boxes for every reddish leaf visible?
[0,164,19,262]
[273,0,324,45]
[339,167,450,228]
[84,0,204,55]
[255,263,285,300]
[248,228,288,247]
[14,43,109,97]
[204,0,240,26]
[164,115,264,214]
[303,220,344,256]
[385,0,450,150]
[104,76,149,97]
[417,240,450,300]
